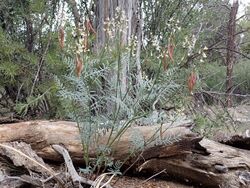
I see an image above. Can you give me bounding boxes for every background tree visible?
[0,0,249,120]
[226,0,239,107]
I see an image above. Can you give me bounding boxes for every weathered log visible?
[219,134,250,150]
[139,139,250,188]
[0,120,249,187]
[0,120,195,162]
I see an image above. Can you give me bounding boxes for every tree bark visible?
[25,17,34,53]
[65,0,82,32]
[95,0,139,48]
[94,0,142,94]
[135,1,143,85]
[226,0,239,107]
[0,120,250,187]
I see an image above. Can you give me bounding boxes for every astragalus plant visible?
[56,8,180,175]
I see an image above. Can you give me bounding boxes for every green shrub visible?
[199,62,226,92]
[198,60,250,104]
[234,60,250,94]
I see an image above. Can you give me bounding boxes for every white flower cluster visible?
[152,35,161,52]
[166,18,181,33]
[127,36,138,57]
[104,7,129,39]
[198,46,208,63]
[70,25,90,54]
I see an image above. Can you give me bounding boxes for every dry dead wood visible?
[52,144,113,188]
[0,120,249,187]
[219,134,250,150]
[139,139,250,187]
[0,120,194,162]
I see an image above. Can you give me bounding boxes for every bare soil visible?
[111,176,193,188]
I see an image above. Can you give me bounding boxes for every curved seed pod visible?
[168,44,175,62]
[75,54,83,77]
[188,71,197,94]
[86,20,96,35]
[58,27,65,49]
[162,50,168,71]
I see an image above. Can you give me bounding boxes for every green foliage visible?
[57,37,181,173]
[234,60,250,94]
[0,0,66,117]
[0,1,249,179]
[199,62,226,91]
[30,0,46,13]
[15,88,53,117]
[0,25,62,117]
[193,113,216,136]
[193,105,238,138]
[198,60,250,97]
[0,29,25,82]
[240,5,250,54]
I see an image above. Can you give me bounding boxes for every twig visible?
[52,144,113,188]
[30,31,52,96]
[30,36,51,96]
[15,83,24,103]
[92,173,116,188]
[41,172,62,184]
[194,91,239,132]
[211,47,250,60]
[0,143,65,188]
[200,90,250,98]
[100,174,116,188]
[122,151,145,176]
[141,169,166,184]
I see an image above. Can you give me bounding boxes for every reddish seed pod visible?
[168,44,174,62]
[188,71,196,94]
[58,27,65,49]
[75,54,83,77]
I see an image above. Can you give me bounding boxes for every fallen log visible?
[0,120,195,162]
[139,139,250,188]
[0,120,249,187]
[219,134,250,150]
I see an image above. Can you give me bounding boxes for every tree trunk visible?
[94,0,142,94]
[25,17,34,53]
[65,0,81,31]
[0,121,250,187]
[135,1,143,85]
[226,0,238,107]
[95,0,139,47]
